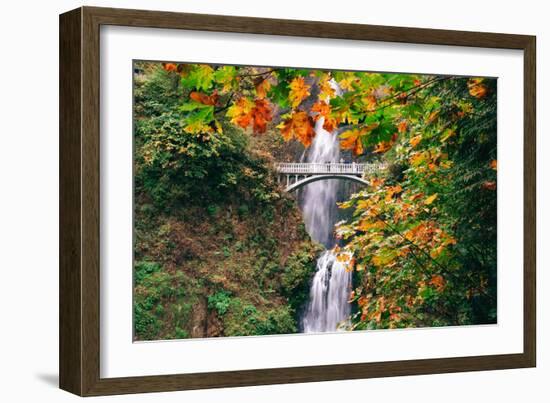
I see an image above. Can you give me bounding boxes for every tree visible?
[144,62,498,329]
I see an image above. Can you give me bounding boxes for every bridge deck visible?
[275,162,383,175]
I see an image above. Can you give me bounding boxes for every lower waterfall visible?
[300,112,352,333]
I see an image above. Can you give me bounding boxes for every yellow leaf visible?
[410,135,422,148]
[288,76,311,108]
[426,110,440,124]
[373,141,392,154]
[424,194,438,205]
[227,97,254,128]
[409,152,427,166]
[440,128,456,142]
[468,78,489,99]
[318,73,336,101]
[372,249,398,267]
[254,78,271,99]
[339,128,364,156]
[338,72,356,91]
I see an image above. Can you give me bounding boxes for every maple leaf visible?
[338,72,357,91]
[288,77,311,108]
[311,101,339,132]
[374,85,392,100]
[254,78,272,99]
[426,110,440,125]
[481,181,497,190]
[250,99,273,134]
[409,151,428,166]
[180,64,215,91]
[429,275,446,292]
[372,248,398,267]
[162,63,177,72]
[410,134,422,148]
[339,128,365,156]
[468,78,489,99]
[490,159,497,170]
[424,194,438,205]
[311,101,330,119]
[356,219,385,232]
[339,123,378,156]
[183,105,215,134]
[213,65,237,94]
[373,141,392,154]
[277,111,316,146]
[226,97,255,129]
[189,90,219,106]
[318,74,336,101]
[362,95,377,111]
[370,177,385,189]
[357,295,369,307]
[226,97,272,134]
[397,120,408,133]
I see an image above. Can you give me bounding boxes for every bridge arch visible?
[286,174,370,192]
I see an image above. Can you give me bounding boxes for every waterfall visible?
[300,112,352,333]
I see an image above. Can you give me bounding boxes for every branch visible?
[237,69,277,78]
[373,212,461,281]
[341,76,456,130]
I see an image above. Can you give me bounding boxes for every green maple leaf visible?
[181,65,214,91]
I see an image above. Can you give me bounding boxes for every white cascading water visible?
[300,112,352,333]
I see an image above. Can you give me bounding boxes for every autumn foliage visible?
[139,61,498,331]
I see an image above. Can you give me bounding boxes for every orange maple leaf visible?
[410,134,422,148]
[226,97,273,133]
[397,120,408,133]
[429,275,446,292]
[189,90,219,106]
[468,78,489,99]
[481,181,497,190]
[311,101,339,132]
[250,99,273,134]
[162,63,178,72]
[278,111,316,146]
[227,97,255,129]
[339,128,364,156]
[254,78,271,99]
[373,141,392,154]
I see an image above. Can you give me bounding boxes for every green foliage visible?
[133,60,497,338]
[222,298,297,337]
[208,291,232,315]
[133,260,172,339]
[336,77,497,329]
[134,261,162,284]
[133,62,320,340]
[281,242,322,312]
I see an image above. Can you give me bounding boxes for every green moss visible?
[222,298,297,337]
[133,63,320,340]
[281,242,322,312]
[208,291,232,316]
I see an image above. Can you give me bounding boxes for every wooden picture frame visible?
[59,6,536,396]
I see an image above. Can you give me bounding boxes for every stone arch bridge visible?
[275,162,385,192]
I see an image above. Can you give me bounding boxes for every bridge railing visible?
[275,162,383,175]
